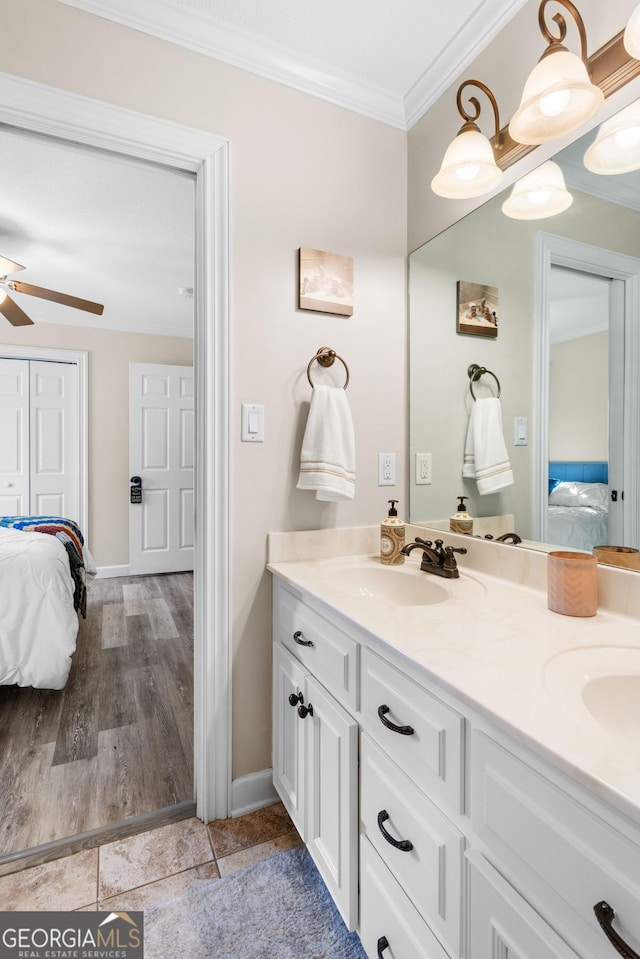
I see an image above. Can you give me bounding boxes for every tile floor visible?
[0,802,302,912]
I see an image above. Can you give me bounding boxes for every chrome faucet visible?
[401,537,467,578]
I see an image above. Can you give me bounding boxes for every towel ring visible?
[307,347,350,390]
[468,363,500,400]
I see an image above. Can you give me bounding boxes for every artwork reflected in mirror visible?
[409,97,640,565]
[456,281,499,337]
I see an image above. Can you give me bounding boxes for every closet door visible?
[0,358,30,515]
[30,361,78,520]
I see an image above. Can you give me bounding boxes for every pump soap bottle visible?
[450,496,473,535]
[381,500,405,565]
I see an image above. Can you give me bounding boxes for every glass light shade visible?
[624,4,640,59]
[509,49,604,145]
[431,127,503,199]
[0,288,6,305]
[584,99,640,174]
[502,160,573,219]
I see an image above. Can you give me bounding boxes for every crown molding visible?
[56,0,530,131]
[404,0,530,129]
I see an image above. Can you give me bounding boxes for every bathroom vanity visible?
[268,527,640,959]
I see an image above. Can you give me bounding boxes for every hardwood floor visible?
[0,572,194,858]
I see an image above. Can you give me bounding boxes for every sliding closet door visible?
[0,357,30,515]
[30,360,78,520]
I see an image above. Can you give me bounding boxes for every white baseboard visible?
[231,769,278,818]
[95,565,131,579]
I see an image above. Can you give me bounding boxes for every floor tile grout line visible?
[97,855,219,904]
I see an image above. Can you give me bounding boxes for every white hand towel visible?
[297,385,356,501]
[462,397,514,495]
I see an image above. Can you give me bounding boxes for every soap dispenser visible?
[450,496,473,535]
[380,500,405,565]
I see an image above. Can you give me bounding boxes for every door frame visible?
[0,72,231,823]
[0,345,88,539]
[535,232,640,548]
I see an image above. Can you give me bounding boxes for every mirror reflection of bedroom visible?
[548,266,613,553]
[0,126,196,861]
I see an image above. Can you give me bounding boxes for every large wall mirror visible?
[409,88,640,567]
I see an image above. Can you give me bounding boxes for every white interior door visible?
[129,362,194,574]
[0,358,30,515]
[30,360,78,520]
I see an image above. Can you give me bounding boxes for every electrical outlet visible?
[378,452,396,486]
[415,452,432,485]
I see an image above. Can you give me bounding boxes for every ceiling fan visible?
[0,253,104,326]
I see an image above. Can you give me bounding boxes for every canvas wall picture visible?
[457,280,498,337]
[298,247,354,316]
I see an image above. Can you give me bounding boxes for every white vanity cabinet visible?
[272,584,359,930]
[271,572,640,959]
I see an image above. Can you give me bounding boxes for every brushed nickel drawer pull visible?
[594,901,640,959]
[293,630,313,647]
[377,936,389,958]
[378,704,414,736]
[377,810,413,852]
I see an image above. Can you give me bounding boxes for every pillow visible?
[548,481,609,510]
[548,477,561,495]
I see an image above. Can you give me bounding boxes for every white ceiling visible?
[0,126,195,337]
[56,0,530,129]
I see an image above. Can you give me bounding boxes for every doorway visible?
[535,232,640,549]
[0,73,230,864]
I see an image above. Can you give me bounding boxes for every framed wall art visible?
[457,280,499,338]
[298,247,354,316]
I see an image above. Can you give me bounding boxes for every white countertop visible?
[268,544,640,826]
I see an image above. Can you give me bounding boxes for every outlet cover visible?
[378,452,396,486]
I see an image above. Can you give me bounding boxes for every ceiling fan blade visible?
[0,255,26,276]
[0,293,34,326]
[11,281,104,316]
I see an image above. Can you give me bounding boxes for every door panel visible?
[0,358,29,515]
[130,362,194,574]
[30,360,78,522]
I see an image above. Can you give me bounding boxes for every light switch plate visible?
[514,416,528,446]
[241,403,264,442]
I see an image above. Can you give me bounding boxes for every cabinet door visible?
[305,674,359,932]
[272,644,307,838]
[466,850,581,959]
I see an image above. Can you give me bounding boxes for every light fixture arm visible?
[538,0,589,65]
[456,80,502,144]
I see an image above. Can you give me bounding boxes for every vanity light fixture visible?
[501,160,573,219]
[431,80,503,199]
[624,4,640,59]
[584,98,640,174]
[509,0,604,145]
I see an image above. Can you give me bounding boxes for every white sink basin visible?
[315,557,486,607]
[544,646,640,744]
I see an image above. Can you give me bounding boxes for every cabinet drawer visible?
[360,837,449,959]
[471,731,640,959]
[361,646,464,814]
[466,849,581,959]
[361,734,463,957]
[276,582,358,711]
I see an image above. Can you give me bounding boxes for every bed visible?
[547,461,609,552]
[0,516,93,689]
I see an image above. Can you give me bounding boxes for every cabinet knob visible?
[594,901,640,959]
[288,691,303,707]
[377,936,389,958]
[297,703,314,719]
[293,630,313,648]
[377,809,413,852]
[378,704,414,736]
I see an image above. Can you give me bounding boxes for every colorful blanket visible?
[0,515,87,617]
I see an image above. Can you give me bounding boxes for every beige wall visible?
[549,332,609,462]
[3,0,407,781]
[1,322,193,567]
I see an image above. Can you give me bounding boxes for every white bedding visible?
[0,526,79,689]
[547,504,609,552]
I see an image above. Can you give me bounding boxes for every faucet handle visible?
[445,546,468,555]
[415,536,433,547]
